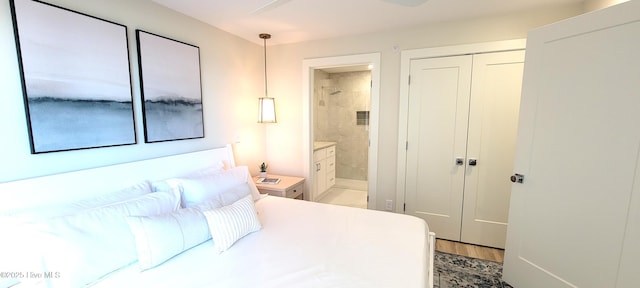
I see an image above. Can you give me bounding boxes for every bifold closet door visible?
[405,51,524,246]
[460,50,525,248]
[404,55,472,241]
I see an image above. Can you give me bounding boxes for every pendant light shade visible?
[258,97,276,123]
[258,33,276,123]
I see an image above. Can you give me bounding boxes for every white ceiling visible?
[151,0,585,45]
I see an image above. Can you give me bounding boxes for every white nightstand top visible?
[252,174,304,191]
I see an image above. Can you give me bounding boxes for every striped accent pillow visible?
[202,195,261,253]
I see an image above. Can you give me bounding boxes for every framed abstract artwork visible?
[136,30,204,143]
[10,0,136,153]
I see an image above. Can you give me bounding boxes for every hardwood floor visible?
[435,239,505,263]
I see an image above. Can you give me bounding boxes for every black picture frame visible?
[10,0,136,154]
[136,30,204,143]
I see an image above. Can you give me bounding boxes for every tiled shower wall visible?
[314,70,371,181]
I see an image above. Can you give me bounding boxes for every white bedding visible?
[91,196,430,288]
[1,146,433,288]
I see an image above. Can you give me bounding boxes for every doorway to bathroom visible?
[302,53,380,210]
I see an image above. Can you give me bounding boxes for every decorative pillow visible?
[18,188,180,287]
[126,205,211,270]
[202,195,262,253]
[171,166,262,208]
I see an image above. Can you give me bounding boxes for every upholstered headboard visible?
[0,145,235,213]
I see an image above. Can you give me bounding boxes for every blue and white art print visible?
[10,0,136,154]
[136,30,204,143]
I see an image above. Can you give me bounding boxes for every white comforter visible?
[92,196,430,288]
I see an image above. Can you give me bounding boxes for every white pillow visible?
[171,166,262,208]
[205,160,226,173]
[1,181,153,222]
[202,195,262,253]
[150,163,225,192]
[17,188,180,287]
[126,205,211,270]
[1,181,153,286]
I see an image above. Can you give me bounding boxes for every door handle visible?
[468,159,477,166]
[455,158,464,166]
[510,174,524,183]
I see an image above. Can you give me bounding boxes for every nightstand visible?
[253,174,305,199]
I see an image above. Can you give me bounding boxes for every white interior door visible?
[460,50,524,248]
[405,55,472,241]
[503,1,640,287]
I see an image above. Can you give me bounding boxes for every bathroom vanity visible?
[313,142,336,200]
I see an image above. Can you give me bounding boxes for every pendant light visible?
[258,33,276,123]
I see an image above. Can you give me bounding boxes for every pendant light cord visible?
[260,33,271,98]
[264,36,268,98]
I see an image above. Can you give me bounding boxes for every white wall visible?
[0,0,265,183]
[1,0,621,200]
[264,4,586,210]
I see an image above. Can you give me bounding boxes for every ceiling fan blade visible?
[381,0,429,7]
[249,0,294,15]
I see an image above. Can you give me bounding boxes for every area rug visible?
[433,251,513,288]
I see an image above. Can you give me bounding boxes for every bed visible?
[0,145,435,288]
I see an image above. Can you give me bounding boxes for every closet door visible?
[503,1,640,287]
[461,50,525,248]
[404,55,472,241]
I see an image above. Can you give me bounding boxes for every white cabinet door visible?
[461,50,524,248]
[313,159,326,199]
[503,1,640,287]
[314,147,332,200]
[405,55,472,241]
[325,145,336,189]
